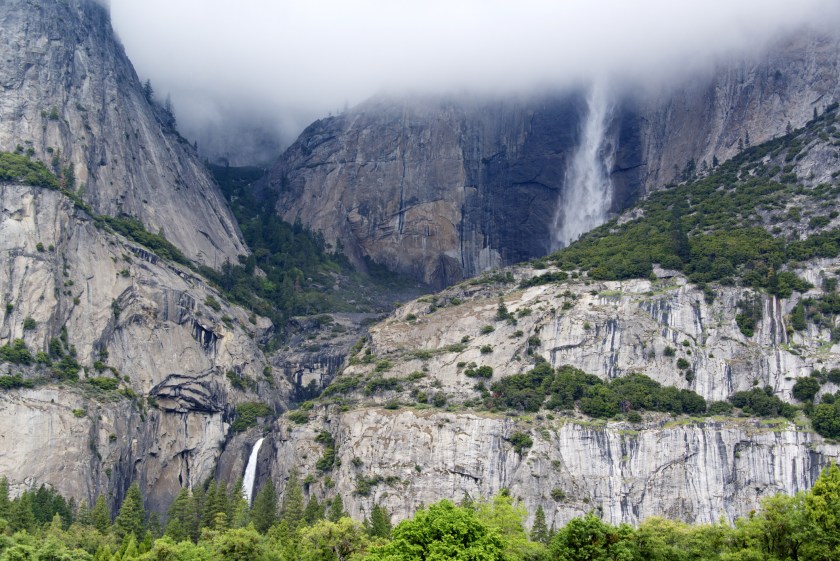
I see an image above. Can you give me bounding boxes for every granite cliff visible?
[0,179,280,513]
[0,0,246,267]
[266,31,840,288]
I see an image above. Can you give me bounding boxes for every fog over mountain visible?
[109,0,840,164]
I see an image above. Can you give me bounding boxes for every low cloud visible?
[109,0,840,164]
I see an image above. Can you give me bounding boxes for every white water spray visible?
[243,437,264,506]
[552,81,615,250]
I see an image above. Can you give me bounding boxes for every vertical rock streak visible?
[553,82,615,250]
[243,437,264,506]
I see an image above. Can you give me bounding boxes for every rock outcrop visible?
[0,182,280,513]
[0,0,246,266]
[267,94,644,288]
[635,31,840,189]
[265,30,840,288]
[243,250,840,526]
[261,408,838,529]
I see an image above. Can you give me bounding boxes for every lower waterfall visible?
[242,437,265,506]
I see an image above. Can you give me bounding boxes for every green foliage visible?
[280,470,305,533]
[519,270,569,287]
[475,493,544,561]
[464,365,493,378]
[707,401,734,416]
[730,387,797,418]
[298,517,369,561]
[92,494,111,533]
[368,503,392,539]
[364,377,401,395]
[86,377,119,391]
[0,152,59,188]
[367,500,506,561]
[550,512,636,561]
[165,488,199,543]
[205,165,416,344]
[489,363,706,418]
[811,401,840,438]
[530,505,549,544]
[736,293,763,337]
[545,121,837,296]
[287,410,310,424]
[113,482,146,541]
[98,215,191,266]
[251,479,278,533]
[0,374,35,390]
[507,431,533,455]
[204,295,222,312]
[232,402,273,432]
[322,376,360,396]
[5,453,840,560]
[354,475,384,497]
[792,376,821,402]
[22,317,36,331]
[0,339,33,365]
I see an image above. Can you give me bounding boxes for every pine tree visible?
[328,495,347,522]
[369,503,392,538]
[9,491,36,532]
[48,512,63,536]
[229,479,250,529]
[165,488,197,543]
[251,479,278,533]
[303,496,325,525]
[143,79,154,102]
[279,470,304,532]
[191,484,206,529]
[120,533,139,559]
[92,495,111,533]
[113,482,146,541]
[76,499,93,527]
[148,511,163,539]
[202,481,228,526]
[531,505,549,544]
[32,484,51,524]
[140,530,153,553]
[0,476,10,520]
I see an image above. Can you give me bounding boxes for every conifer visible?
[251,479,278,533]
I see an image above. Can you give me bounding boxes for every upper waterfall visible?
[552,81,615,250]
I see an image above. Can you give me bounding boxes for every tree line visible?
[1,463,840,560]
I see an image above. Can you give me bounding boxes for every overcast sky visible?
[109,0,840,164]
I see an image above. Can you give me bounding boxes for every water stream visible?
[552,81,615,250]
[242,437,264,506]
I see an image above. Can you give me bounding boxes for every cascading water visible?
[242,437,264,506]
[552,81,615,250]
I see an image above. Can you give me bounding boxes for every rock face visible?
[244,254,840,526]
[261,408,838,529]
[0,0,246,266]
[0,182,280,513]
[267,95,645,288]
[636,31,840,189]
[266,31,840,287]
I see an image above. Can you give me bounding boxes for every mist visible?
[109,0,840,165]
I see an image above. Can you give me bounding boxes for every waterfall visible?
[552,81,615,250]
[242,437,264,506]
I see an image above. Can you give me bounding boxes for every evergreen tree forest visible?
[1,464,840,560]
